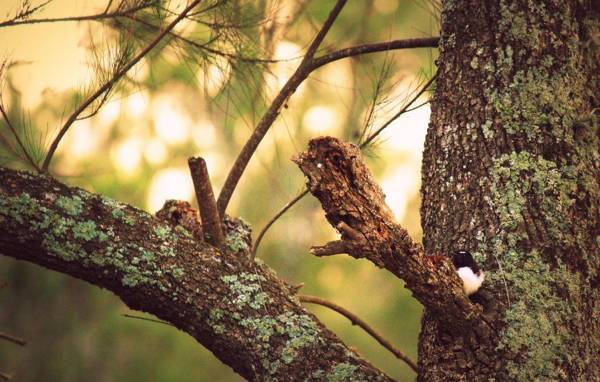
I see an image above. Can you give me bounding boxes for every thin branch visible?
[311,37,440,70]
[216,0,349,218]
[188,157,224,248]
[0,371,11,381]
[122,314,174,327]
[0,103,40,171]
[251,189,309,259]
[40,0,204,173]
[0,332,26,346]
[299,294,418,372]
[0,3,151,28]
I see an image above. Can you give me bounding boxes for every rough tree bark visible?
[418,0,599,381]
[0,168,392,381]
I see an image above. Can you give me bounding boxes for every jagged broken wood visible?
[294,137,492,338]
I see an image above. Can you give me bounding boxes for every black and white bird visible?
[451,250,485,296]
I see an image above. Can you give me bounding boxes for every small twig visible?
[310,240,349,257]
[0,103,40,171]
[299,294,418,372]
[122,314,174,327]
[0,371,12,381]
[41,0,204,173]
[188,157,224,248]
[361,73,437,148]
[0,332,26,346]
[251,189,309,259]
[216,0,349,218]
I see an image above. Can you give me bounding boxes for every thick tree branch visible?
[294,137,491,335]
[0,167,393,381]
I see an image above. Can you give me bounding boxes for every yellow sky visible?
[0,0,111,106]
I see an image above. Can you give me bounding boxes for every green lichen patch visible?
[221,273,273,310]
[326,362,359,381]
[56,195,84,216]
[0,191,172,291]
[491,151,578,246]
[488,151,590,381]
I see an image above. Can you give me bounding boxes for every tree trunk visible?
[419,0,599,380]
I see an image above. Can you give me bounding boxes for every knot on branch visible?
[155,200,203,240]
[155,199,252,256]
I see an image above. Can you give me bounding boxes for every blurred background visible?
[0,0,439,380]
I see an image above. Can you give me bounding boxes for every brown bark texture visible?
[0,167,392,381]
[418,0,599,381]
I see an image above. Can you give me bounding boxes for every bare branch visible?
[0,332,26,346]
[299,294,418,372]
[40,0,204,173]
[251,189,309,259]
[216,0,349,218]
[310,240,349,257]
[188,156,224,248]
[311,37,440,70]
[0,371,11,381]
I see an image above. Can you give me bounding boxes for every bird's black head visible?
[451,250,481,273]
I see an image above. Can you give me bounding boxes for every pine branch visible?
[40,0,204,173]
[361,73,437,147]
[0,2,151,28]
[299,294,418,372]
[251,72,437,259]
[0,102,40,171]
[310,37,439,70]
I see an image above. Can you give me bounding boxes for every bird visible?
[451,250,485,296]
